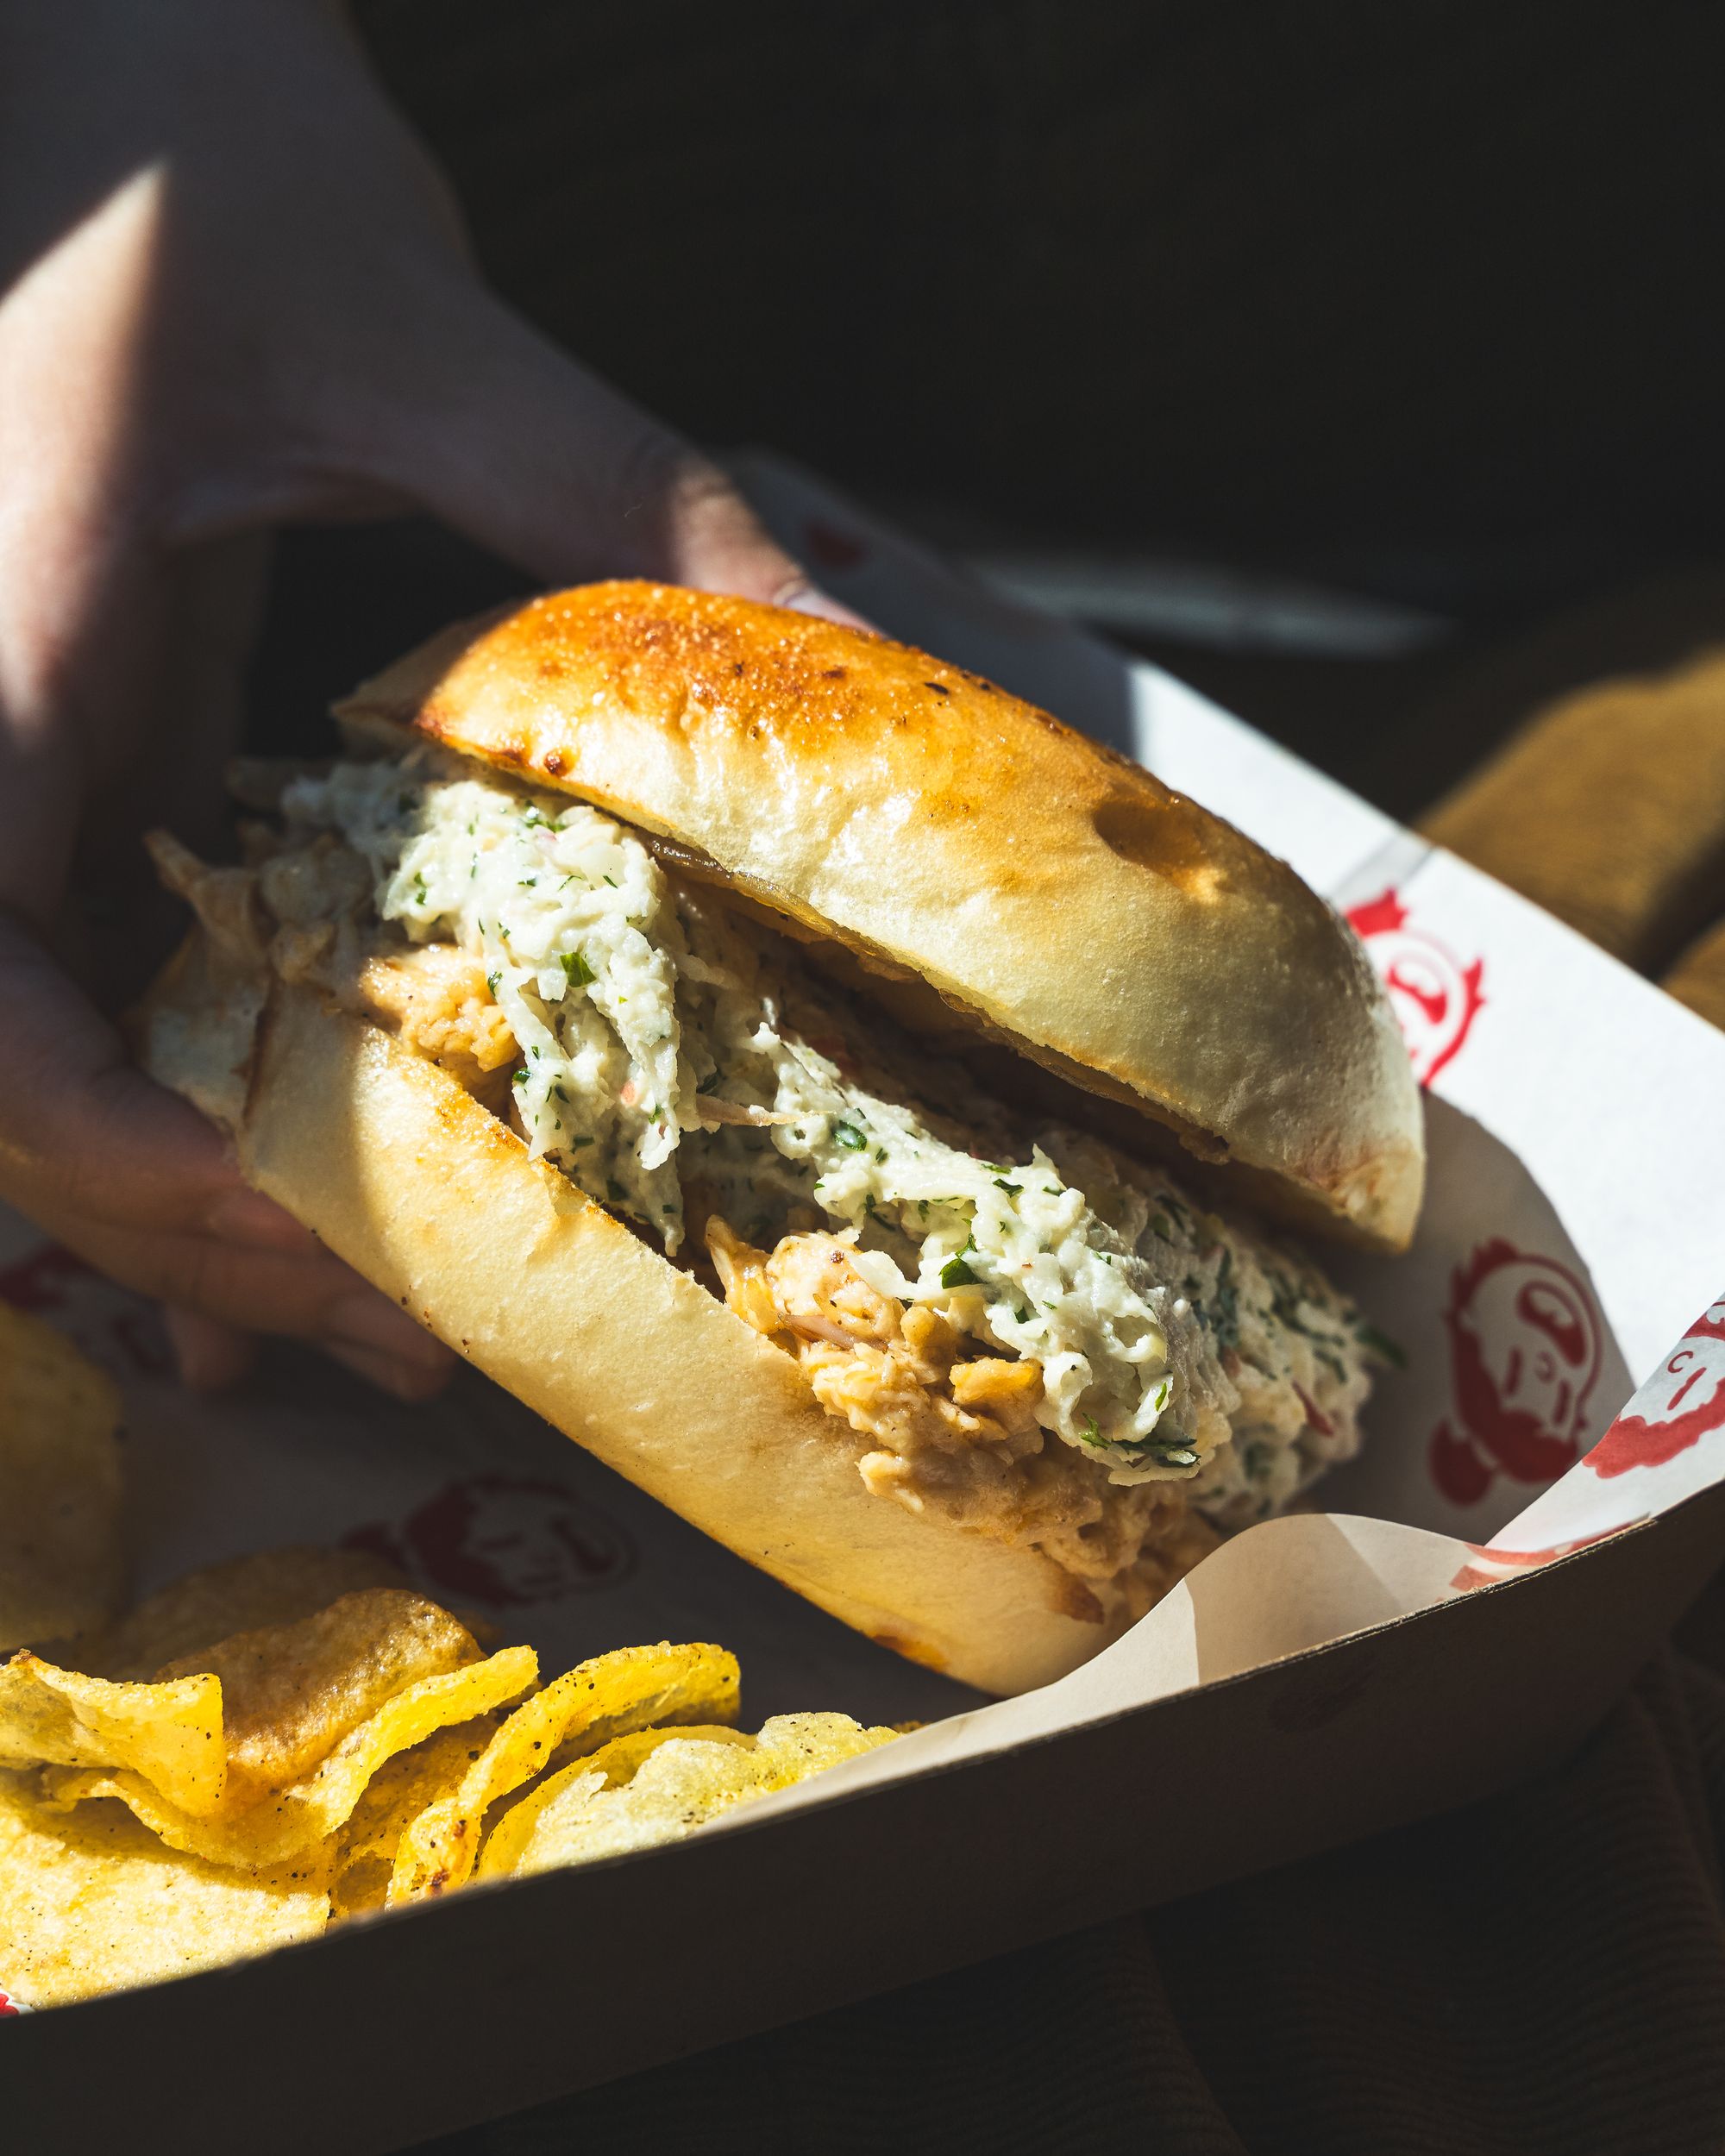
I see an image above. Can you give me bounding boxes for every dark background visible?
[243,3,1725,831]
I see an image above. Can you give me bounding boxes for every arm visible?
[0,0,840,1393]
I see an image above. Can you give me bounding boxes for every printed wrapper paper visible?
[6,458,1725,2087]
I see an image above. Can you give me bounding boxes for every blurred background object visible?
[353,0,1725,611]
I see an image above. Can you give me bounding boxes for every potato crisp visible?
[0,1541,898,2011]
[479,1714,900,1880]
[0,1771,327,2009]
[0,1655,224,1815]
[42,1645,539,1869]
[81,1545,410,1681]
[0,1302,124,1652]
[387,1640,740,1903]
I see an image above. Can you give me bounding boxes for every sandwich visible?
[137,581,1423,1695]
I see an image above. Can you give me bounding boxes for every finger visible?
[323,1335,455,1403]
[204,1188,323,1257]
[323,1288,455,1380]
[164,1306,257,1393]
[355,285,871,623]
[171,1301,456,1405]
[0,913,459,1382]
[64,1201,455,1381]
[0,911,270,1245]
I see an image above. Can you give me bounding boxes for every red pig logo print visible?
[1429,1239,1603,1506]
[1586,1300,1725,1481]
[344,1473,636,1608]
[1346,887,1485,1087]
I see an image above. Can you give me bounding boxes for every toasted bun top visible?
[335,581,1423,1250]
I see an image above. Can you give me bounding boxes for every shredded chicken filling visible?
[705,1220,1220,1610]
[195,749,1389,1611]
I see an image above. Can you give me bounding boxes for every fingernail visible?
[775,580,875,632]
[324,1337,456,1402]
[164,1306,258,1393]
[328,1289,449,1363]
[207,1189,320,1255]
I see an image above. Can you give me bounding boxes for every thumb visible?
[355,282,866,623]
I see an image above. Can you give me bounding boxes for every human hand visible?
[0,0,847,1395]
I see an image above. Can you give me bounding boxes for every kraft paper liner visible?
[7,454,1725,2011]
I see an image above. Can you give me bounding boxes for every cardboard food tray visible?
[7,458,1725,2151]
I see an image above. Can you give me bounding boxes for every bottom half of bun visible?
[136,931,1132,1695]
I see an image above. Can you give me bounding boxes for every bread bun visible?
[138,583,1424,1696]
[336,582,1422,1251]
